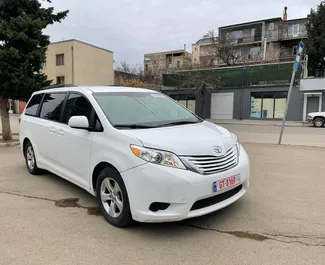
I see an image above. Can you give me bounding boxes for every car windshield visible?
[93,92,202,129]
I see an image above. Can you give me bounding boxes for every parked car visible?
[306,112,325,127]
[19,85,250,227]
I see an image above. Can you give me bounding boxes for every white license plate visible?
[213,174,241,193]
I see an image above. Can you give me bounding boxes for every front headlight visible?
[130,145,186,169]
[231,133,240,156]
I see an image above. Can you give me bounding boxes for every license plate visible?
[213,174,241,193]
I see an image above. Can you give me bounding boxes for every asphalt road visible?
[0,143,324,265]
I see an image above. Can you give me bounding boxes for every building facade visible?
[217,7,308,66]
[299,78,325,121]
[192,36,218,67]
[144,49,192,76]
[43,39,114,86]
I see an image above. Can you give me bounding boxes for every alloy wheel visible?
[26,146,35,170]
[314,118,324,127]
[100,177,123,218]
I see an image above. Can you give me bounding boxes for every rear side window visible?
[39,93,66,122]
[25,94,44,116]
[62,93,93,124]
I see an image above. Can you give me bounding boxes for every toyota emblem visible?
[213,145,222,154]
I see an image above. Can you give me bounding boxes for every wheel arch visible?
[22,137,31,157]
[313,116,325,121]
[92,162,120,193]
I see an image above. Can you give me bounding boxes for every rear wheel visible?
[24,141,42,175]
[313,118,325,128]
[96,167,133,227]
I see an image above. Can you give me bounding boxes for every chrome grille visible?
[181,145,238,175]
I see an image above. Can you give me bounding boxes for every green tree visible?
[306,1,325,77]
[0,0,68,141]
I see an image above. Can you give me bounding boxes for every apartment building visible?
[192,36,218,67]
[217,7,308,65]
[144,49,192,76]
[43,39,114,86]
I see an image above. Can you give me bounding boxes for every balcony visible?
[281,30,307,40]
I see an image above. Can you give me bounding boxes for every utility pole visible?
[278,41,304,145]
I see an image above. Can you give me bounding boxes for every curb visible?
[0,141,20,147]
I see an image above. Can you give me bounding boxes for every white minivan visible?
[19,85,250,227]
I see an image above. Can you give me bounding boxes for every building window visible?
[177,61,180,68]
[251,28,256,37]
[269,22,275,31]
[145,64,148,71]
[153,60,157,64]
[250,91,287,119]
[56,76,65,84]
[56,54,64,66]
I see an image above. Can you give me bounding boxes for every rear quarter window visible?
[25,94,44,116]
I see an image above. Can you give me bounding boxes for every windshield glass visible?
[93,92,201,128]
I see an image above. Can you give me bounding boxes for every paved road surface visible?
[0,144,324,265]
[222,124,325,147]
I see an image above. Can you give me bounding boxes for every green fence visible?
[163,62,302,88]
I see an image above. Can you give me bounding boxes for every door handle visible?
[58,129,64,136]
[49,126,56,133]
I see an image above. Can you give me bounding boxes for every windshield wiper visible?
[113,124,156,129]
[157,120,202,127]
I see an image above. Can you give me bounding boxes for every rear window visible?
[39,93,66,122]
[25,94,44,116]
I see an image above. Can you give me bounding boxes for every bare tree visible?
[168,67,224,118]
[206,27,243,66]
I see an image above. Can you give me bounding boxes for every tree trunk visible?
[0,96,13,142]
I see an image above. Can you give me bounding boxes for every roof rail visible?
[40,84,76,90]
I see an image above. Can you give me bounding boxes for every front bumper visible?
[121,144,250,223]
[306,116,313,122]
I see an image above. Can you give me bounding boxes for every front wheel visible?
[313,118,325,128]
[96,167,133,227]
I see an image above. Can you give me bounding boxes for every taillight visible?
[18,117,21,124]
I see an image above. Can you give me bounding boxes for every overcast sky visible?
[45,0,321,67]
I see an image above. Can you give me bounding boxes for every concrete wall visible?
[73,41,114,86]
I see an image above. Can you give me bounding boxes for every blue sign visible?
[293,41,304,71]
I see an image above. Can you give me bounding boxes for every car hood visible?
[123,121,236,156]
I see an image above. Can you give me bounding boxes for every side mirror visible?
[68,116,89,129]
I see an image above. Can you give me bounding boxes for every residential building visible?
[13,39,114,114]
[161,7,310,122]
[43,39,114,86]
[162,61,311,121]
[192,35,218,67]
[217,7,308,66]
[144,49,192,76]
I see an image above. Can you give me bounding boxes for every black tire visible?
[313,118,325,128]
[96,167,133,227]
[24,141,42,175]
